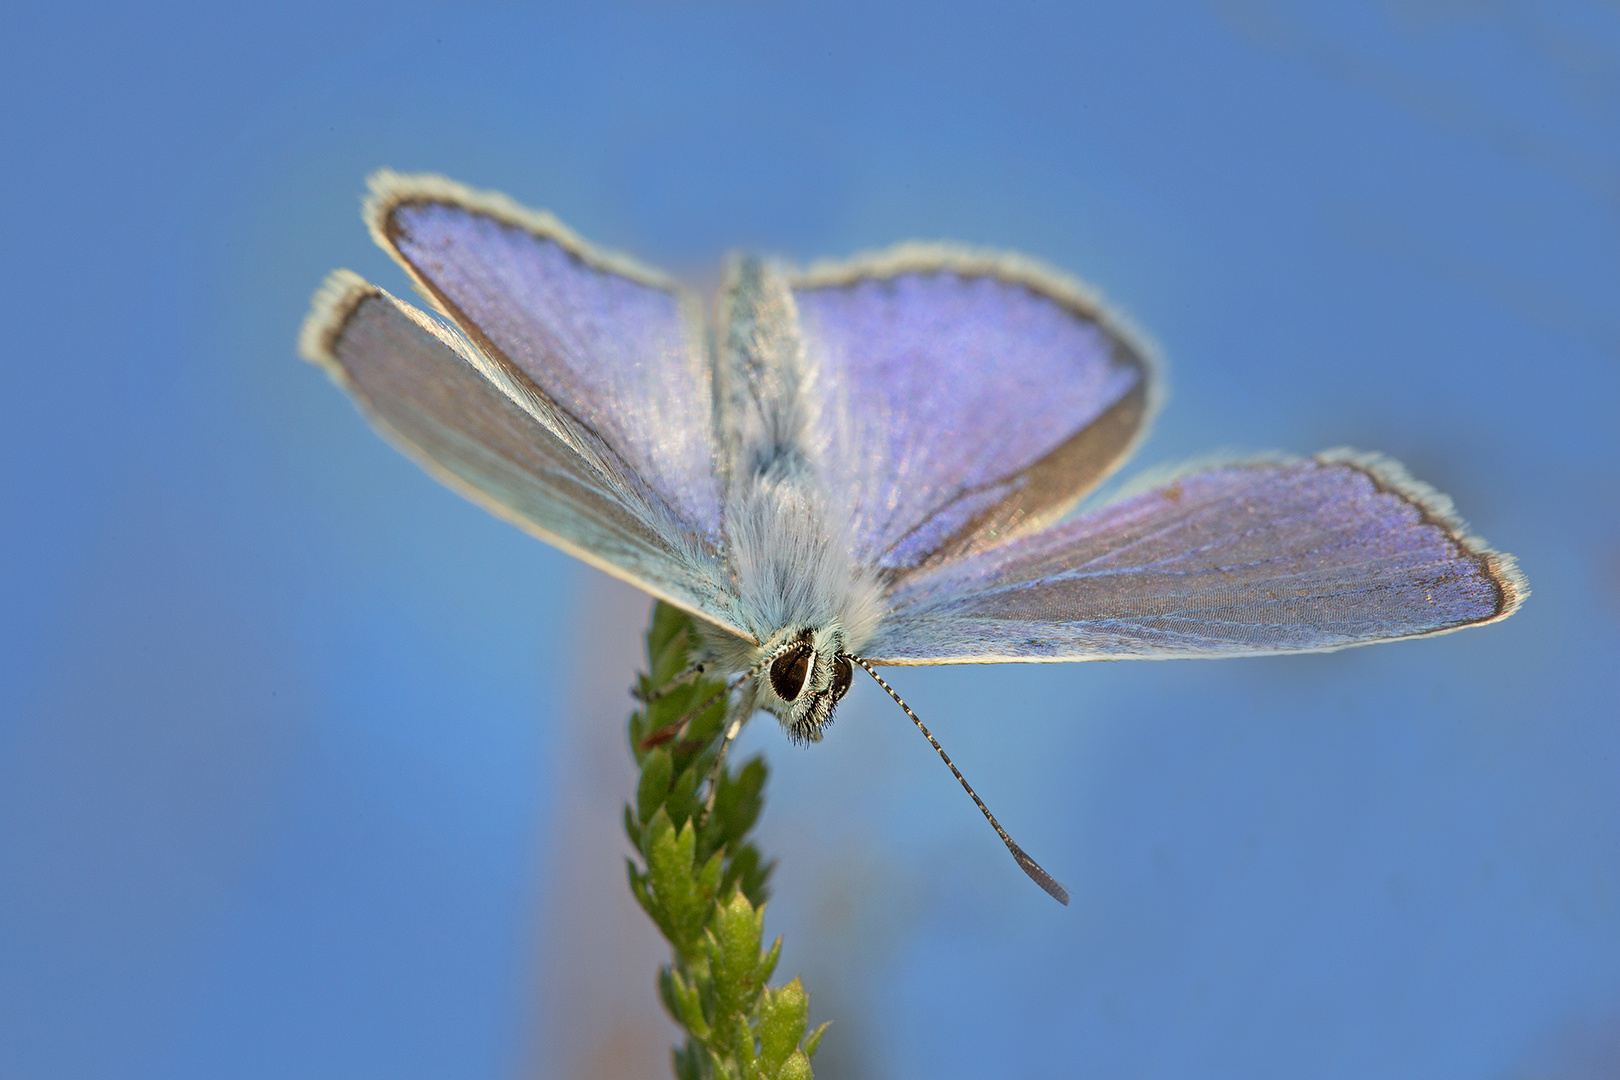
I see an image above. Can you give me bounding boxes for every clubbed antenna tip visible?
[847,656,1071,906]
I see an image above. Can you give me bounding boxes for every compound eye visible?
[830,656,853,702]
[769,643,812,701]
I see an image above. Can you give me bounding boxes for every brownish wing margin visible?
[296,269,751,640]
[794,244,1163,575]
[1317,448,1528,624]
[360,170,680,469]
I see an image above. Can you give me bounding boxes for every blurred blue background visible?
[3,2,1617,1078]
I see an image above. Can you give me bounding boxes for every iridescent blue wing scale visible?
[789,248,1158,577]
[864,453,1526,663]
[297,270,750,639]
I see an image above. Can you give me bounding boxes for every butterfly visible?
[300,170,1526,904]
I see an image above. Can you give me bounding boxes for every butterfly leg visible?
[702,702,752,816]
[635,679,731,753]
[632,659,709,703]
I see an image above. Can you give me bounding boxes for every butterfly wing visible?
[863,453,1526,663]
[364,170,725,548]
[299,270,749,638]
[789,248,1157,576]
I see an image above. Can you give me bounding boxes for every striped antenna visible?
[848,656,1070,906]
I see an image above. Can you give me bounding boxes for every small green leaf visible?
[644,809,711,956]
[663,965,711,1039]
[657,964,681,1020]
[697,846,724,900]
[648,611,691,678]
[665,761,700,830]
[719,843,755,898]
[623,802,643,848]
[626,860,655,920]
[716,757,767,841]
[738,850,776,907]
[758,977,809,1074]
[628,709,649,760]
[731,1023,759,1076]
[638,749,674,824]
[774,1048,813,1080]
[760,935,782,984]
[640,804,672,863]
[802,1021,829,1060]
[708,891,766,1021]
[672,1039,705,1080]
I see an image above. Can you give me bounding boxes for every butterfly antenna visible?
[848,656,1071,906]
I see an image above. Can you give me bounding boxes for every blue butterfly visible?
[301,171,1525,903]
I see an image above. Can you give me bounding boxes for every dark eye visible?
[830,656,853,702]
[770,644,812,701]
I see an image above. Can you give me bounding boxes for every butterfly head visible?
[757,625,855,744]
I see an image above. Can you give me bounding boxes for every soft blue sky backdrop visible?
[3,3,1617,1078]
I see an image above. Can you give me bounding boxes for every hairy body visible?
[707,256,884,741]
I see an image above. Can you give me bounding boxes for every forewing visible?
[865,454,1525,663]
[790,247,1156,575]
[364,171,724,544]
[298,270,749,638]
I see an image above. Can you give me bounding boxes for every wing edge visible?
[296,269,756,643]
[362,169,680,292]
[864,448,1528,665]
[1312,447,1528,621]
[790,240,1165,428]
[358,171,723,540]
[790,241,1166,558]
[297,266,377,377]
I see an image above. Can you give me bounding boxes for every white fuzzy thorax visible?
[702,256,884,740]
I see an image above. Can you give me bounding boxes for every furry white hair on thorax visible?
[699,254,884,740]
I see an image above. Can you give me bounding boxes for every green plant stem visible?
[625,602,828,1080]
